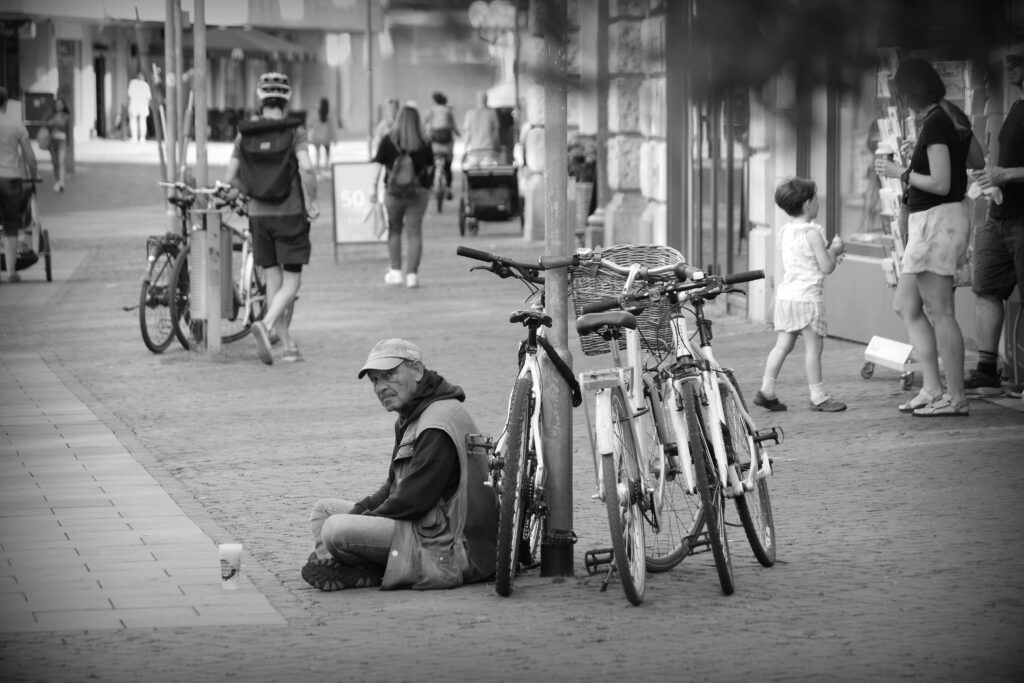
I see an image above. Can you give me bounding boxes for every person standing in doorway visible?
[127,71,152,144]
[225,72,318,365]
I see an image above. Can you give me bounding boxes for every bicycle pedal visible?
[754,426,783,446]
[584,548,614,575]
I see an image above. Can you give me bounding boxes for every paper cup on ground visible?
[219,543,243,590]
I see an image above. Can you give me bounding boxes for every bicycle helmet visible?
[256,72,292,104]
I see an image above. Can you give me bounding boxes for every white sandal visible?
[898,389,934,413]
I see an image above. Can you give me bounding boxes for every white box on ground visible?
[864,335,914,372]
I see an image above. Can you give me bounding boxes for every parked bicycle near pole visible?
[576,248,780,595]
[168,182,267,348]
[132,182,264,353]
[456,245,582,598]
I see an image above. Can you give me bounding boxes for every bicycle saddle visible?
[576,311,637,336]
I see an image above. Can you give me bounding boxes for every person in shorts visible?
[966,53,1024,396]
[875,57,972,416]
[225,72,318,364]
[755,177,847,413]
[0,86,38,284]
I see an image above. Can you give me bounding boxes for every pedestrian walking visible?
[44,96,71,193]
[371,104,432,289]
[307,97,335,174]
[126,71,151,144]
[224,72,318,365]
[755,177,848,413]
[302,338,498,591]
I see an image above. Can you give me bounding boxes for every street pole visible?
[163,0,178,234]
[537,0,573,577]
[193,0,221,352]
[366,0,374,160]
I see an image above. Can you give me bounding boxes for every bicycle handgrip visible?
[722,269,765,285]
[673,263,705,281]
[581,297,622,314]
[456,246,495,263]
[538,254,576,270]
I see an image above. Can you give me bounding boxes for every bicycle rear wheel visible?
[681,382,735,595]
[602,385,646,605]
[495,372,542,597]
[642,374,702,572]
[722,379,776,567]
[138,247,178,353]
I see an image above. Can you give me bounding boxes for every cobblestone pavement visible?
[1,141,1022,682]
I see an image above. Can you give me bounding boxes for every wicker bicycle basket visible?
[569,243,686,357]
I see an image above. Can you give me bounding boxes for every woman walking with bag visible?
[371,105,433,289]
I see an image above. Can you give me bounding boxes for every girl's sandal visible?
[912,394,969,417]
[898,389,934,413]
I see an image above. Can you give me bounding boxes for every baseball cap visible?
[357,338,423,379]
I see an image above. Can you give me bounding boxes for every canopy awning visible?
[184,28,314,61]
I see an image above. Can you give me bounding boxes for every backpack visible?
[428,106,454,144]
[235,118,300,203]
[387,143,420,196]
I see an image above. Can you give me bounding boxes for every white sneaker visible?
[384,269,403,285]
[406,273,419,289]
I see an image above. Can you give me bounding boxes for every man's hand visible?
[307,204,320,221]
[977,166,1019,189]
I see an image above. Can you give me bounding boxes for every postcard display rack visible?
[861,54,986,389]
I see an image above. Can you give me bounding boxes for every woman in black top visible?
[875,57,972,416]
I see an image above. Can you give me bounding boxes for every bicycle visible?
[577,251,780,595]
[167,183,266,347]
[455,245,582,598]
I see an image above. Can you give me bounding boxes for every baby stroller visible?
[457,107,523,236]
[0,179,52,282]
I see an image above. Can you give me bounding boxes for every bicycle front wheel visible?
[602,385,646,605]
[495,372,542,597]
[138,247,178,353]
[681,382,735,595]
[168,244,193,350]
[722,379,776,567]
[642,374,702,572]
[221,240,267,343]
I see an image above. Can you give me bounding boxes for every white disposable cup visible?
[219,543,243,590]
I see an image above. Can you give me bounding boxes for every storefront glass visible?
[836,69,888,252]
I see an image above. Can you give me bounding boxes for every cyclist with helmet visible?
[225,72,318,364]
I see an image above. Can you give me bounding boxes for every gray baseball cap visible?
[357,338,423,379]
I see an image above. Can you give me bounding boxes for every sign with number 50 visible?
[332,161,385,250]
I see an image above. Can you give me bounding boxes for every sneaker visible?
[753,390,787,412]
[406,273,420,289]
[385,268,404,285]
[5,272,21,284]
[281,346,304,362]
[446,189,453,200]
[1009,384,1023,399]
[301,555,383,591]
[251,320,274,365]
[809,397,847,412]
[964,368,1004,396]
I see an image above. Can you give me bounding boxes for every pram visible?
[457,147,523,236]
[456,106,523,236]
[0,179,52,282]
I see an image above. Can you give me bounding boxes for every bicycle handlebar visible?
[457,245,576,285]
[579,268,765,314]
